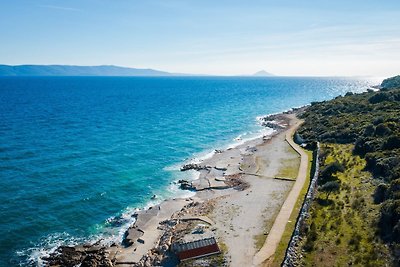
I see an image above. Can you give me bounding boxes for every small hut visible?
[171,237,220,261]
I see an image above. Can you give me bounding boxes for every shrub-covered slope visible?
[382,75,400,90]
[297,80,400,262]
[299,144,390,266]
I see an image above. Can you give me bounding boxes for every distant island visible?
[253,70,274,76]
[0,65,175,77]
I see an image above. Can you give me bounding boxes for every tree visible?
[374,183,388,204]
[320,181,340,200]
[383,135,400,150]
[375,123,391,136]
[319,161,345,184]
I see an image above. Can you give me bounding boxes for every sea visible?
[0,76,380,266]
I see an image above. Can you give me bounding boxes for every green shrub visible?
[374,183,388,204]
[379,200,400,242]
[320,181,340,200]
[319,162,344,184]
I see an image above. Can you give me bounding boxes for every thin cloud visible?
[39,5,82,12]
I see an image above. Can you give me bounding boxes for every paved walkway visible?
[253,119,309,267]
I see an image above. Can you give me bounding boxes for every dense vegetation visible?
[297,76,400,264]
[382,75,400,90]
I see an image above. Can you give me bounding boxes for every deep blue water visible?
[0,76,378,265]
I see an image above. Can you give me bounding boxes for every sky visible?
[1,0,400,76]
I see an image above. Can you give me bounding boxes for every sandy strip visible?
[252,118,308,266]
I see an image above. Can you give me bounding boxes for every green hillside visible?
[296,76,400,265]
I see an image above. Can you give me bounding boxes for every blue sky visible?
[1,0,400,76]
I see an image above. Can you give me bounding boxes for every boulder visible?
[178,180,194,190]
[44,245,112,267]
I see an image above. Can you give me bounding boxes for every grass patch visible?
[270,149,314,267]
[254,204,283,251]
[255,234,266,251]
[254,190,292,251]
[275,143,301,179]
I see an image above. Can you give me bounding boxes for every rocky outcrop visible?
[123,226,144,247]
[180,163,211,171]
[81,250,113,267]
[120,200,219,266]
[43,245,113,267]
[381,75,400,90]
[259,113,292,131]
[132,219,180,266]
[262,121,285,130]
[178,179,195,190]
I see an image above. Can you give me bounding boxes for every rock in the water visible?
[178,179,194,190]
[262,121,285,129]
[44,245,113,267]
[43,246,85,267]
[180,163,210,171]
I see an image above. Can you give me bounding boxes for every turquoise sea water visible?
[0,76,378,265]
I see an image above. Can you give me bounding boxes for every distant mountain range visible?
[0,65,276,77]
[0,65,174,76]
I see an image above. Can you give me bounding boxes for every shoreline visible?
[42,107,306,267]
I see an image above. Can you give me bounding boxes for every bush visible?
[369,92,391,104]
[373,117,384,125]
[375,123,391,136]
[363,125,375,137]
[304,222,318,251]
[383,135,400,150]
[354,138,374,156]
[320,181,340,200]
[374,183,388,204]
[349,233,362,249]
[319,161,344,184]
[379,200,400,242]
